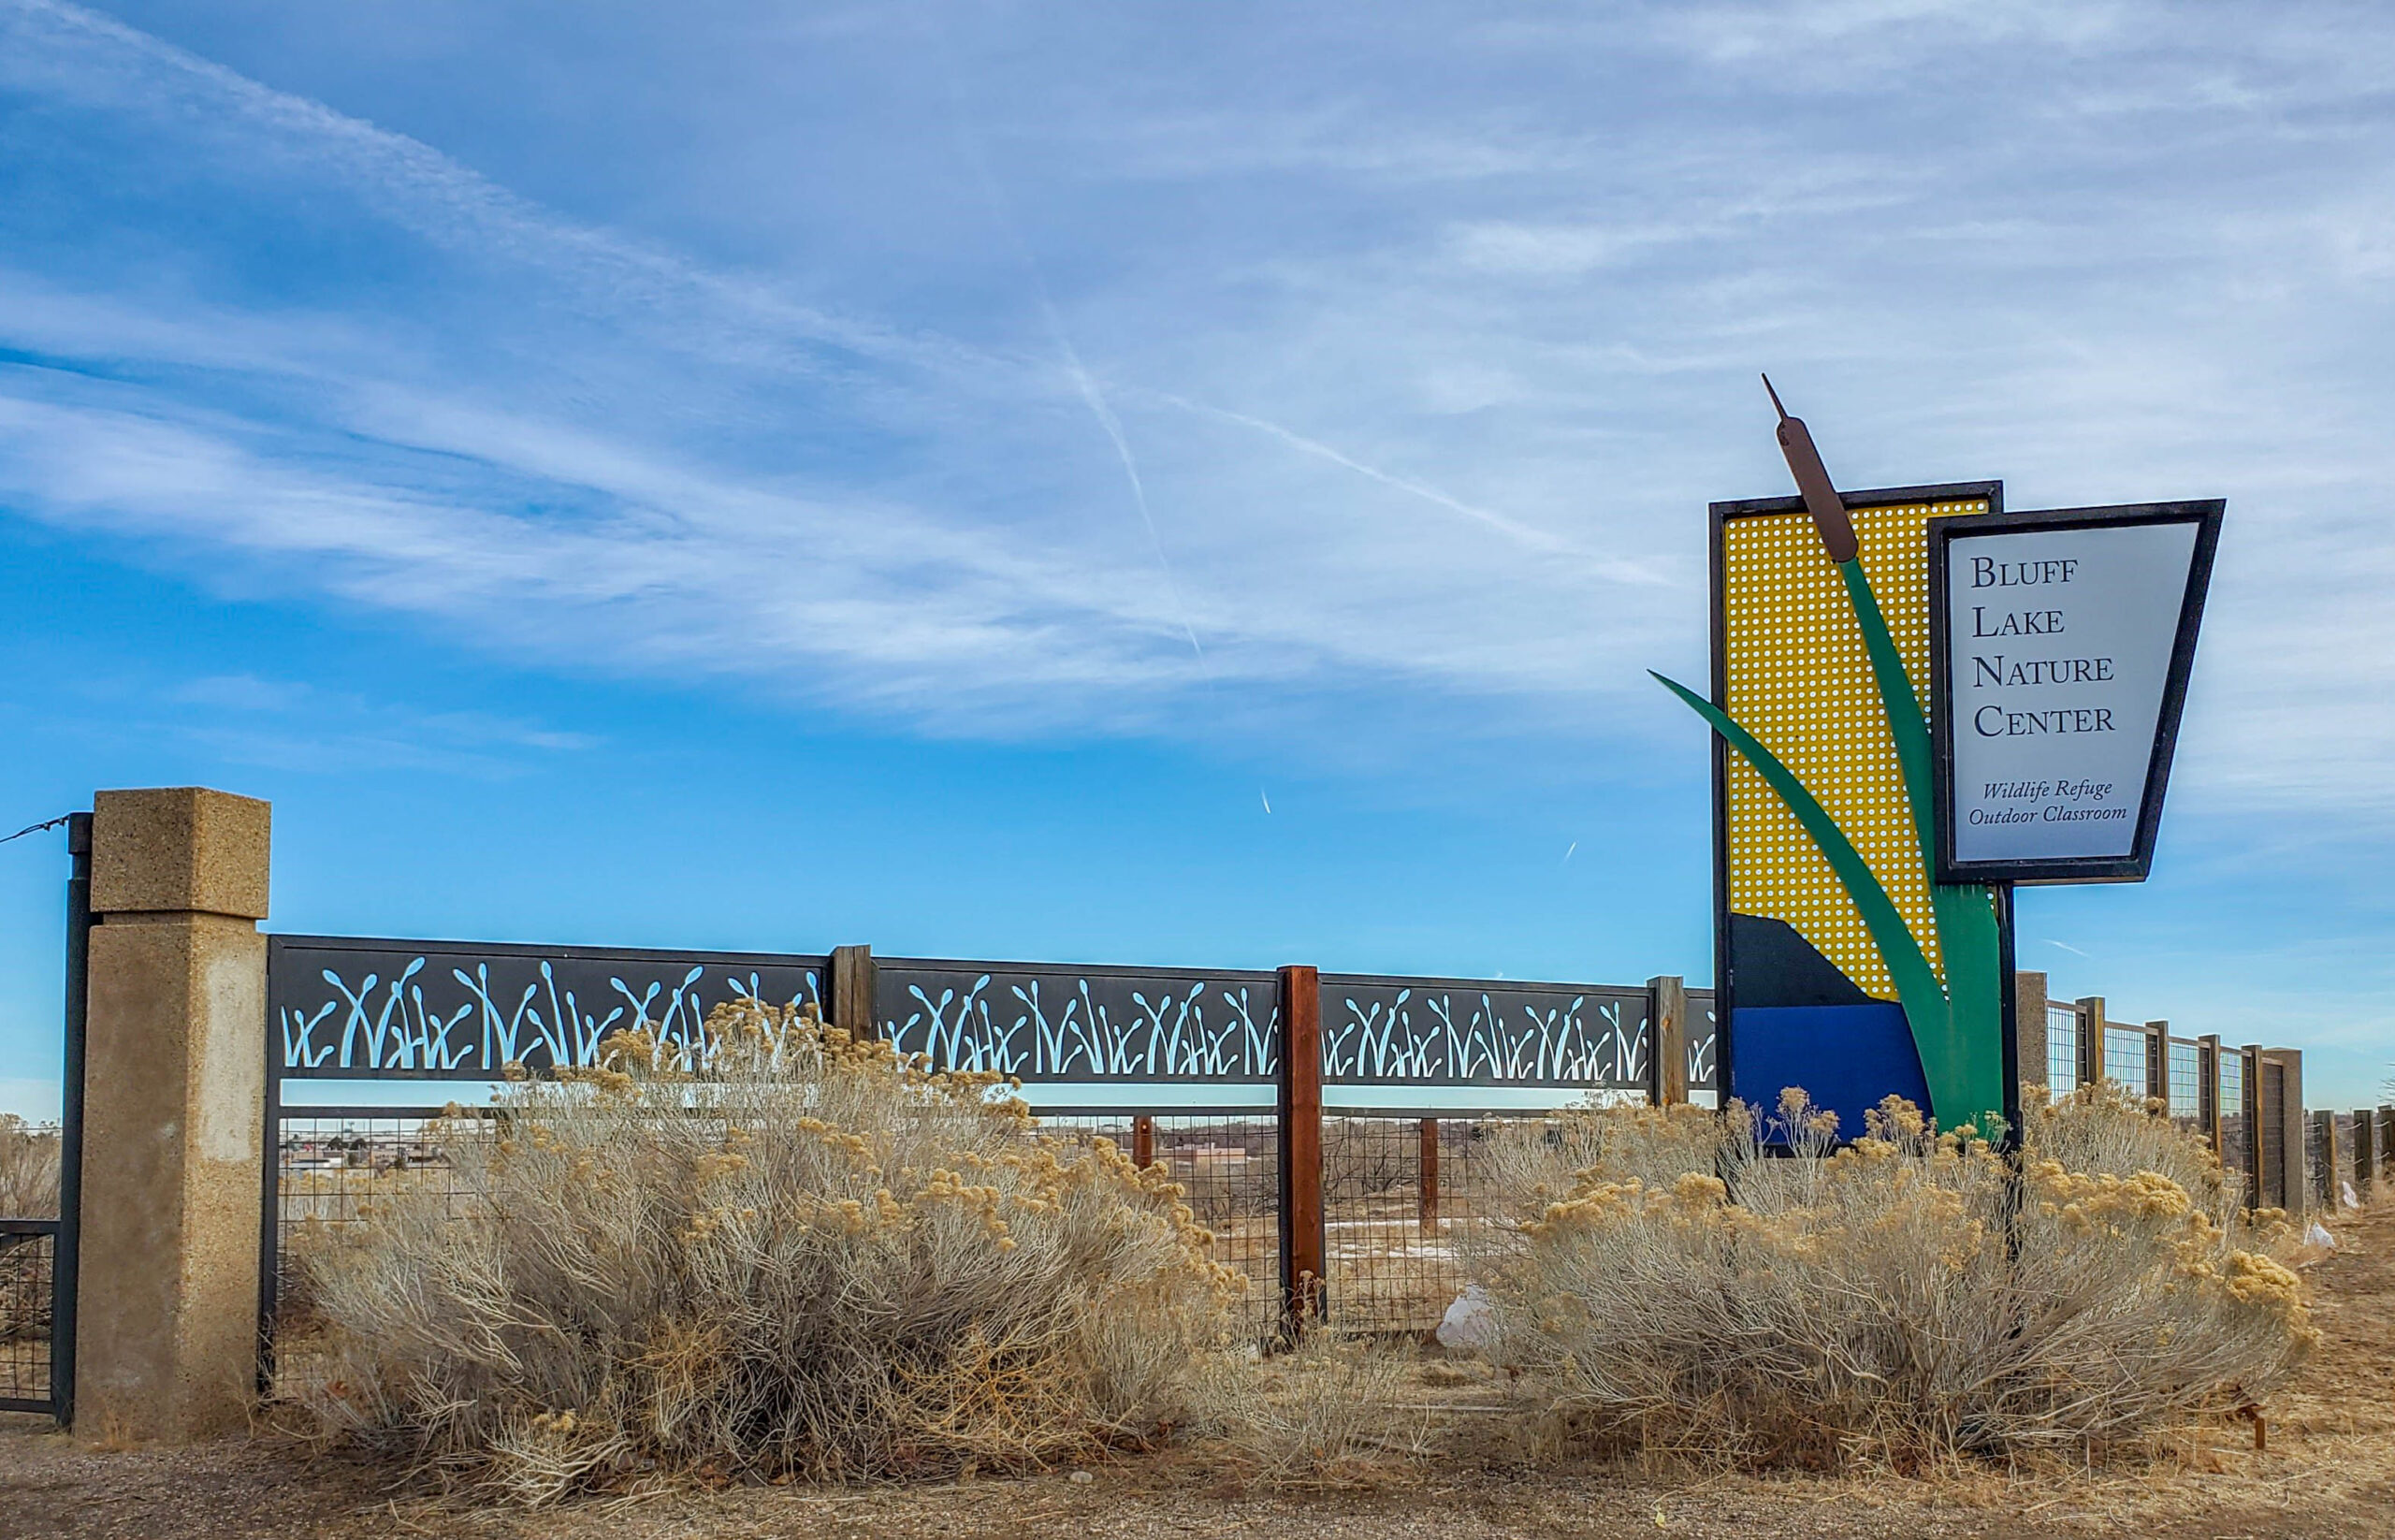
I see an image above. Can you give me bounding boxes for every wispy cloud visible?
[2,0,2393,822]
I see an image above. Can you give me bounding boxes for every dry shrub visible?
[0,1115,60,1218]
[281,1000,1240,1504]
[1472,1083,2315,1471]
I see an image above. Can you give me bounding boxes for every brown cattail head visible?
[1763,374,1859,564]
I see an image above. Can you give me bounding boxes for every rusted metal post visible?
[1131,1114,1154,1170]
[1417,1118,1440,1231]
[1275,965,1324,1338]
[1644,975,1687,1106]
[830,946,876,1040]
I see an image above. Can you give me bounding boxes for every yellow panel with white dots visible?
[1721,500,1985,998]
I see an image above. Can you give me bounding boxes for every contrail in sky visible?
[925,20,1208,671]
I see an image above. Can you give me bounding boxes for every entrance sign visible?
[1652,380,2226,1140]
[1929,502,2222,885]
[1688,483,2011,1140]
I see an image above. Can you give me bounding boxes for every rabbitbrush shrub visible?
[1472,1084,2315,1469]
[285,1001,1240,1503]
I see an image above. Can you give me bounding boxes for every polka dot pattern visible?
[1721,501,1984,998]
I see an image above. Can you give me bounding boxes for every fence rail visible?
[260,935,1724,1357]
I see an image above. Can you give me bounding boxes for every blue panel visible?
[1729,1003,1929,1140]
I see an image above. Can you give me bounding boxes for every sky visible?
[1,0,2389,1117]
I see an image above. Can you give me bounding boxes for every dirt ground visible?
[7,1199,2392,1540]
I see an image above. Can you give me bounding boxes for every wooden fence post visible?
[2312,1110,2339,1208]
[2075,996,2105,1089]
[2255,1048,2303,1216]
[2198,1035,2222,1156]
[2355,1109,2377,1196]
[1418,1118,1440,1231]
[2144,1021,2169,1111]
[830,945,876,1039]
[1644,976,1687,1106]
[2239,1044,2265,1210]
[1275,965,1324,1339]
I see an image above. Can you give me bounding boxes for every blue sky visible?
[1,0,2389,1115]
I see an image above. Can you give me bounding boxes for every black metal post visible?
[55,812,91,1429]
[258,936,284,1392]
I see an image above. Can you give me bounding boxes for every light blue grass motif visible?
[1328,991,1441,1080]
[1332,989,1648,1086]
[894,976,1029,1076]
[1219,986,1277,1078]
[281,1000,338,1068]
[892,974,1277,1080]
[321,959,481,1071]
[283,956,823,1074]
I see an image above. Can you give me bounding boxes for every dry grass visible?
[0,1117,60,1352]
[1184,1320,1439,1489]
[1467,1083,2315,1472]
[0,1117,59,1219]
[274,1000,1242,1504]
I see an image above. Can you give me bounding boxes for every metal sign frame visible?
[1927,500,2224,887]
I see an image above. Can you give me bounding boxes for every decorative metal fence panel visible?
[1318,974,1648,1087]
[269,936,826,1077]
[1688,988,1720,1096]
[874,959,1281,1082]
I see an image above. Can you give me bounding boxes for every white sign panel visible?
[1932,504,2219,883]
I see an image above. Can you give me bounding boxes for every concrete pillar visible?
[75,788,269,1441]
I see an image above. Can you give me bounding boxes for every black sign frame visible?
[1928,501,2224,887]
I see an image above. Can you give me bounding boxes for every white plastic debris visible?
[1067,1469,1095,1485]
[1435,1284,1496,1351]
[2342,1181,2362,1210]
[2304,1221,2337,1251]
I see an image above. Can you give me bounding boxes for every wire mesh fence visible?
[2103,1026,2150,1094]
[0,1224,58,1409]
[2045,1005,2081,1092]
[270,1112,486,1390]
[1319,1114,1534,1336]
[1034,1113,1280,1343]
